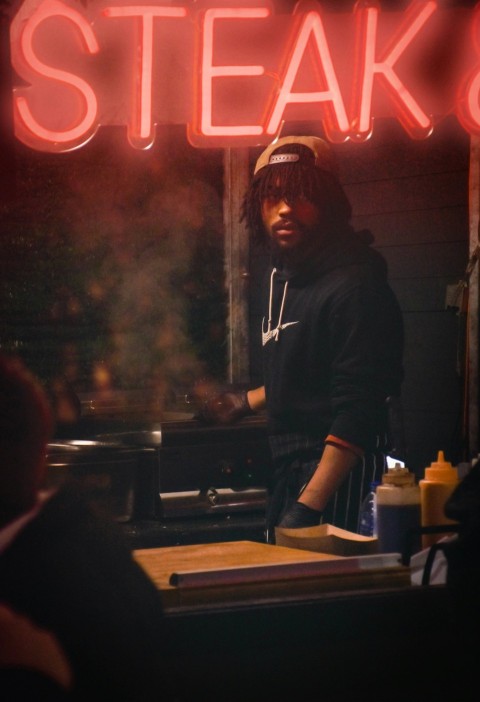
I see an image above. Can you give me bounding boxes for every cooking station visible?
[46,393,272,548]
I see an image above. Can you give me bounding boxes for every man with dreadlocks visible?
[200,136,404,543]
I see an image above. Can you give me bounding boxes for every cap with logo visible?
[254,136,338,176]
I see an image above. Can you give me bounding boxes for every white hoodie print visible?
[262,268,300,346]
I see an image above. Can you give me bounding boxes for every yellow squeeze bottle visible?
[419,451,459,549]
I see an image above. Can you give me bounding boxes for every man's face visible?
[260,186,322,252]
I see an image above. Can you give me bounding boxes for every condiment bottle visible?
[419,451,459,549]
[376,464,421,556]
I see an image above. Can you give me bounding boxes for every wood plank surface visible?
[134,540,335,590]
[133,541,410,609]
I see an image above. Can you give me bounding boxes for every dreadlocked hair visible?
[241,143,352,245]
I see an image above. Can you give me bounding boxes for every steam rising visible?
[0,129,227,417]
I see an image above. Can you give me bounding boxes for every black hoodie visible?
[261,228,404,458]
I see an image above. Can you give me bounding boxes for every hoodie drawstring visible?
[262,268,289,345]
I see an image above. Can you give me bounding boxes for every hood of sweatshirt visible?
[271,227,388,286]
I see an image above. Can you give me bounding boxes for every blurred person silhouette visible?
[0,602,72,699]
[0,353,169,701]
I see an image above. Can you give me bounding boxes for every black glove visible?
[197,390,254,425]
[278,502,322,529]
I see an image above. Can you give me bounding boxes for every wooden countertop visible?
[134,540,409,609]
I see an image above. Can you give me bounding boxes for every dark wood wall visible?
[340,117,469,474]
[249,116,470,476]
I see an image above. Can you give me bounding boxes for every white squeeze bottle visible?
[419,451,459,549]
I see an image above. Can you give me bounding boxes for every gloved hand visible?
[278,502,322,529]
[196,390,254,425]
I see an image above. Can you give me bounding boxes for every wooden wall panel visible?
[390,277,460,312]
[353,206,468,247]
[346,171,467,216]
[337,118,469,473]
[380,242,466,279]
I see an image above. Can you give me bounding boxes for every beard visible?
[271,223,327,270]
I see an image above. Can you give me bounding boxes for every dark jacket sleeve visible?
[327,276,403,450]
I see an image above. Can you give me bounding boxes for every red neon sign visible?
[192,6,270,139]
[264,7,350,143]
[103,5,187,149]
[457,3,480,136]
[350,0,437,141]
[13,0,100,147]
[8,0,478,152]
